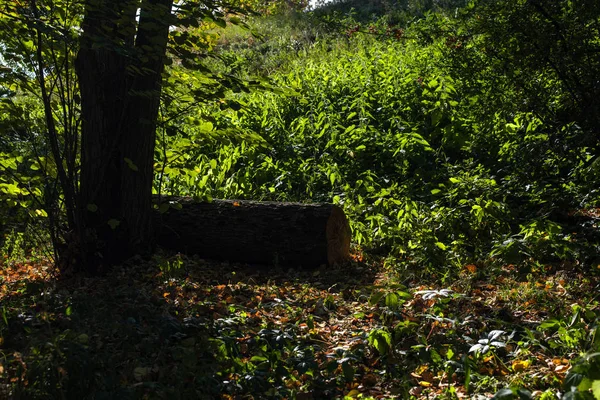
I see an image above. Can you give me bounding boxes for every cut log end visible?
[326,206,352,265]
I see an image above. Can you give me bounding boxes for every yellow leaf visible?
[415,365,429,374]
[419,381,432,387]
[512,360,531,372]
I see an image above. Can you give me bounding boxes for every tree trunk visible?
[75,0,172,271]
[154,198,352,267]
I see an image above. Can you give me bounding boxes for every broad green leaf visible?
[369,291,385,305]
[492,388,514,399]
[341,361,354,382]
[385,292,399,309]
[591,380,600,400]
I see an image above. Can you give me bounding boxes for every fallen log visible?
[153,197,351,267]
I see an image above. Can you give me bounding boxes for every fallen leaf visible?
[555,365,569,374]
[512,360,531,372]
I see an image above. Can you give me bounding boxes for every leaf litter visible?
[0,251,599,399]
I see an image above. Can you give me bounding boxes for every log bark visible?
[154,197,351,267]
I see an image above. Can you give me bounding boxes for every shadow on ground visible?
[0,252,380,399]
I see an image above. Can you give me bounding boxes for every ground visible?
[0,249,597,399]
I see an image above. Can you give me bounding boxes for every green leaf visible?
[307,314,314,330]
[564,372,584,389]
[385,292,399,309]
[124,157,139,171]
[538,319,561,331]
[107,219,120,230]
[516,389,533,400]
[341,361,354,382]
[368,329,391,356]
[435,242,447,250]
[431,109,443,126]
[250,355,268,362]
[578,378,593,391]
[77,334,89,344]
[492,388,515,399]
[430,348,442,364]
[87,204,98,212]
[369,291,385,305]
[591,380,600,400]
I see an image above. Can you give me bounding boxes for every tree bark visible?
[75,0,172,271]
[154,198,352,267]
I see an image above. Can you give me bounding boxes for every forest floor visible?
[0,249,597,399]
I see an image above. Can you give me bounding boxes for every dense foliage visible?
[2,0,600,398]
[155,0,600,277]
